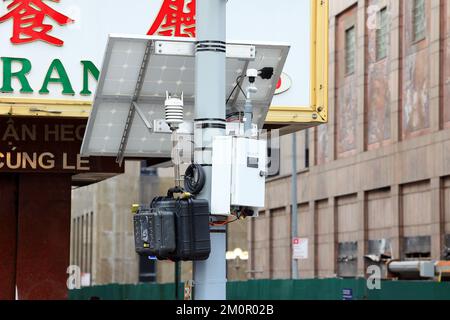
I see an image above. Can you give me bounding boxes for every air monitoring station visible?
[81,0,328,300]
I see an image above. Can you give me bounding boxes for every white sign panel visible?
[0,0,311,106]
[0,0,161,101]
[293,237,308,260]
[227,0,311,107]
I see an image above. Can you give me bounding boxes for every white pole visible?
[193,0,227,300]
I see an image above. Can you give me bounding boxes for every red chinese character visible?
[0,0,74,46]
[148,0,196,38]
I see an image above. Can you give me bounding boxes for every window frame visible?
[345,25,356,75]
[412,0,426,43]
[376,7,389,61]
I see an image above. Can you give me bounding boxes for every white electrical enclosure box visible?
[231,138,267,208]
[211,136,233,215]
[211,136,267,215]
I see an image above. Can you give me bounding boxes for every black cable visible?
[226,75,246,105]
[226,111,244,121]
[184,164,206,195]
[167,186,184,198]
[236,81,246,97]
[226,83,238,105]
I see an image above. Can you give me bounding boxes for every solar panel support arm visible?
[133,102,153,131]
[116,40,153,165]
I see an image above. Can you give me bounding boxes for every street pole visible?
[193,0,227,300]
[175,261,180,300]
[291,133,299,279]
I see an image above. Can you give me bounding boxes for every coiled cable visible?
[184,164,206,195]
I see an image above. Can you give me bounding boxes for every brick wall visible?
[252,0,450,280]
[366,0,391,148]
[401,0,432,139]
[336,5,359,158]
[444,0,450,127]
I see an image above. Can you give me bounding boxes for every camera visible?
[246,68,258,83]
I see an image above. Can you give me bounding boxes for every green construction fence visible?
[68,278,450,300]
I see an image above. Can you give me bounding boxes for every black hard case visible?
[151,197,211,261]
[133,206,176,257]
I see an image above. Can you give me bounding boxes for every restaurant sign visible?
[0,116,119,173]
[0,0,172,101]
[0,0,327,126]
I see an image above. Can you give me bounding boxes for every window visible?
[413,0,426,42]
[345,26,356,74]
[71,212,94,286]
[403,236,431,260]
[376,7,388,60]
[443,235,450,260]
[338,242,358,278]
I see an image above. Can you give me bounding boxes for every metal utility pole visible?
[193,0,227,300]
[175,262,181,300]
[291,133,299,279]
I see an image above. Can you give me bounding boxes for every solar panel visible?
[81,35,289,159]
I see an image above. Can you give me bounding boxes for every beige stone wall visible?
[249,212,271,279]
[337,195,359,243]
[402,181,432,237]
[251,0,450,279]
[71,161,141,285]
[444,0,450,127]
[270,208,291,279]
[316,199,335,278]
[445,178,450,234]
[367,188,393,240]
[279,131,308,176]
[297,203,314,279]
[227,219,249,281]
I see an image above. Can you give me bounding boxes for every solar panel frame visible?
[81,34,289,159]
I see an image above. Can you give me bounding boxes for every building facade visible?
[250,0,450,279]
[71,161,141,285]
